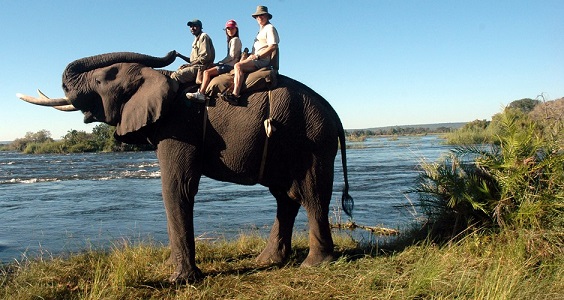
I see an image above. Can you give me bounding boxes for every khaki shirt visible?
[190,32,215,67]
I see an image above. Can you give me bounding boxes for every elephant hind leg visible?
[300,208,335,267]
[257,187,301,265]
[296,158,336,267]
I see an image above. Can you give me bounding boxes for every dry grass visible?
[1,229,562,300]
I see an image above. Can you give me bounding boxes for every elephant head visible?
[19,51,179,141]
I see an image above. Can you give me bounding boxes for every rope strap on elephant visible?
[203,99,209,144]
[258,90,275,182]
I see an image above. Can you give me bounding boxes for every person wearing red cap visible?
[225,6,279,105]
[171,19,216,85]
[186,19,242,102]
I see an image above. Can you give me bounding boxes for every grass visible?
[1,230,562,300]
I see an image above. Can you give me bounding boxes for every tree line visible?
[4,97,560,153]
[1,124,154,154]
[3,122,458,154]
[346,126,454,142]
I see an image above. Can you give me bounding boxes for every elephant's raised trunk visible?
[63,51,178,94]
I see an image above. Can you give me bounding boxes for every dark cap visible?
[187,19,202,28]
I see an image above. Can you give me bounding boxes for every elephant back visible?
[202,75,340,184]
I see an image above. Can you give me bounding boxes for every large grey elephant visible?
[18,51,353,283]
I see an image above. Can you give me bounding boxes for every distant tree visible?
[460,119,490,131]
[91,123,121,152]
[9,130,54,151]
[529,97,564,124]
[508,98,541,114]
[528,97,564,144]
[435,127,452,133]
[62,129,98,152]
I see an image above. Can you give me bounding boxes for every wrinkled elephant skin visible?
[18,51,353,283]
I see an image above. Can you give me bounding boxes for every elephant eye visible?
[95,79,101,85]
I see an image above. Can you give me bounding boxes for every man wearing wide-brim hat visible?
[251,5,272,19]
[226,6,279,105]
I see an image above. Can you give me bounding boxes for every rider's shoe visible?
[223,94,240,106]
[186,91,206,103]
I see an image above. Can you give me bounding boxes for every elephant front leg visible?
[257,187,301,265]
[162,184,202,283]
[157,140,203,283]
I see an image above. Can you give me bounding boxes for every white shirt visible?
[252,23,279,55]
[218,37,242,66]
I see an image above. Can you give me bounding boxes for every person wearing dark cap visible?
[225,6,279,105]
[186,19,242,102]
[171,19,215,85]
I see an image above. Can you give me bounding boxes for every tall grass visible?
[1,230,562,299]
[443,127,495,145]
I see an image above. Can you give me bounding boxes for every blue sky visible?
[1,1,562,141]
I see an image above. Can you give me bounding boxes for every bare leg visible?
[232,59,257,96]
[199,67,219,93]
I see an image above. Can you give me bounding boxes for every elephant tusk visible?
[38,90,77,110]
[53,104,78,111]
[37,89,78,111]
[38,89,78,110]
[16,89,71,107]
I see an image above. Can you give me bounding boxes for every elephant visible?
[17,50,354,283]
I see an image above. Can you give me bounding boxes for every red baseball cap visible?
[225,19,237,28]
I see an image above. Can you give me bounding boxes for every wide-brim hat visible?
[251,6,272,19]
[187,19,202,28]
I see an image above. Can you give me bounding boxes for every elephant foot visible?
[300,251,335,267]
[256,246,289,266]
[168,266,203,284]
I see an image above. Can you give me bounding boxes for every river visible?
[0,135,452,262]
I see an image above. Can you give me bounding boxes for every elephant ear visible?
[115,68,178,141]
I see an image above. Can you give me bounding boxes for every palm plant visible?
[412,107,564,239]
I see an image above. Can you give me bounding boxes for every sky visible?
[1,1,563,141]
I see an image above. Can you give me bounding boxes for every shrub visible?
[443,119,495,145]
[412,107,564,239]
[7,130,54,151]
[23,141,64,154]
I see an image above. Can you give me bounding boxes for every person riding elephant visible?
[225,6,279,105]
[17,50,353,283]
[186,19,242,103]
[171,19,215,85]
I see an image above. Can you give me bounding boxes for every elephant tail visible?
[337,116,354,218]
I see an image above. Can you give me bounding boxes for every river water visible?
[0,135,452,262]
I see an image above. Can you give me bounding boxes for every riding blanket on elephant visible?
[205,48,280,102]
